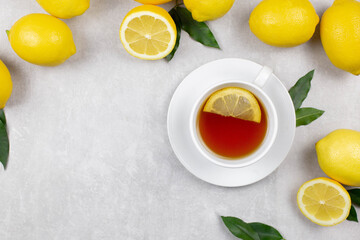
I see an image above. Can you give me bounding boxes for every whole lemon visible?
[8,14,76,66]
[135,0,172,4]
[316,129,360,187]
[249,0,319,47]
[36,0,90,19]
[184,0,235,22]
[320,0,360,75]
[0,60,12,109]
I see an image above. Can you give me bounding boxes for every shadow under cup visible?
[190,81,278,168]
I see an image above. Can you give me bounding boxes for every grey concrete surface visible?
[0,0,359,239]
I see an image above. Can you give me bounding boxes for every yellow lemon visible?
[184,0,235,22]
[120,5,177,60]
[8,14,76,66]
[135,0,172,4]
[316,129,360,187]
[297,177,351,226]
[249,0,319,47]
[203,87,262,123]
[36,0,90,19]
[320,0,360,75]
[0,60,12,109]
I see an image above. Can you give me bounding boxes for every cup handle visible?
[253,66,273,88]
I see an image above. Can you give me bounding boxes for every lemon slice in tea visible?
[203,87,262,123]
[119,5,177,60]
[297,177,351,226]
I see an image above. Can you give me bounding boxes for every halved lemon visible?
[120,5,177,60]
[297,177,351,226]
[203,87,262,123]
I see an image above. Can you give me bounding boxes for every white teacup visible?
[189,66,278,168]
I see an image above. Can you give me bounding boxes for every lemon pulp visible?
[203,87,262,123]
[297,177,351,226]
[120,5,177,60]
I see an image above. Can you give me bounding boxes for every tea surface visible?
[198,103,267,159]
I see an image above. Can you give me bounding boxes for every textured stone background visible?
[0,0,359,239]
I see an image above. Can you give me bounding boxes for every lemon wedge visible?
[297,177,351,226]
[203,87,262,123]
[120,5,177,60]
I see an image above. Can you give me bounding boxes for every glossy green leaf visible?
[0,109,6,124]
[0,118,9,169]
[176,7,220,49]
[166,7,182,61]
[347,205,358,222]
[296,107,324,127]
[248,223,285,240]
[289,70,314,110]
[221,216,260,240]
[348,189,360,206]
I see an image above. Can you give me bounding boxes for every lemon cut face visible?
[203,87,262,123]
[297,178,351,226]
[120,5,177,60]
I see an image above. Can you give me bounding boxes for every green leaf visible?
[289,70,314,110]
[348,189,360,206]
[248,223,285,240]
[296,107,324,127]
[0,118,9,169]
[0,109,6,124]
[175,7,220,49]
[221,216,260,240]
[5,30,10,37]
[166,7,182,61]
[347,205,358,222]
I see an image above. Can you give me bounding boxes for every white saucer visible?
[167,58,296,187]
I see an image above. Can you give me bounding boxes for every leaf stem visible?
[175,0,183,7]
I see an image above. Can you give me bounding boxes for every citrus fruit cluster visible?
[0,1,91,167]
[249,0,360,75]
[7,0,90,67]
[1,0,359,232]
[297,129,360,226]
[119,0,235,60]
